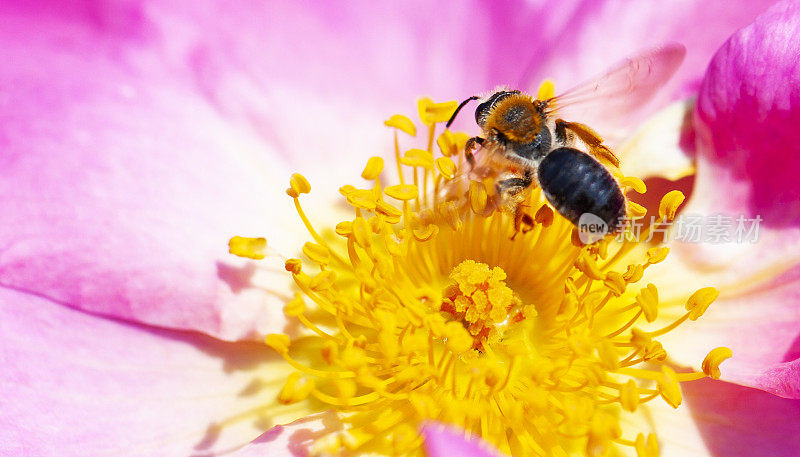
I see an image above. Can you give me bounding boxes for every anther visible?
[634,433,659,457]
[657,366,682,408]
[658,190,685,221]
[635,284,659,323]
[384,184,419,201]
[627,201,647,218]
[283,293,306,317]
[620,176,647,194]
[437,130,459,157]
[702,347,732,379]
[287,173,311,197]
[417,98,458,125]
[285,258,302,274]
[645,247,669,264]
[435,157,457,180]
[265,333,291,354]
[468,181,488,214]
[619,379,640,412]
[384,114,417,137]
[401,149,434,170]
[228,236,267,260]
[361,156,385,180]
[303,242,330,266]
[685,287,719,320]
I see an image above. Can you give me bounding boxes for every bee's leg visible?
[554,119,570,145]
[511,206,536,240]
[464,137,485,169]
[495,170,535,239]
[495,169,533,200]
[555,119,620,167]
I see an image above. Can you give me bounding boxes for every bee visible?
[445,44,686,235]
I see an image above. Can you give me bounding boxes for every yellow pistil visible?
[231,92,731,457]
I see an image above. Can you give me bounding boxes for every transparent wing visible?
[439,141,517,204]
[542,43,686,145]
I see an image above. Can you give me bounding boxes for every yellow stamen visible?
[228,236,267,260]
[658,190,686,221]
[287,173,311,197]
[417,98,458,125]
[361,156,385,180]
[232,97,728,457]
[686,287,719,320]
[384,114,417,137]
[703,347,733,379]
[536,79,556,100]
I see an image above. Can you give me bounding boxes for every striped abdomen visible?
[537,147,626,231]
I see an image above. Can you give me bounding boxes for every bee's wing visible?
[439,142,507,201]
[542,43,686,145]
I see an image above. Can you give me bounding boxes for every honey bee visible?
[446,44,686,235]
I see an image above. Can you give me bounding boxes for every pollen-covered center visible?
[441,260,533,349]
[232,96,731,457]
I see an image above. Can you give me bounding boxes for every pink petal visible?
[683,378,800,456]
[660,278,800,395]
[755,358,800,399]
[530,0,775,99]
[656,0,800,396]
[139,0,555,186]
[0,3,302,340]
[0,287,295,456]
[521,0,775,148]
[693,0,800,224]
[147,1,769,176]
[421,422,506,457]
[0,0,776,341]
[229,412,343,457]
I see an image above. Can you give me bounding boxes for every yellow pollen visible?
[287,173,311,197]
[227,236,267,260]
[384,114,417,137]
[231,92,729,457]
[536,79,556,100]
[417,97,458,125]
[658,190,686,221]
[440,260,531,348]
[702,347,733,379]
[361,156,385,180]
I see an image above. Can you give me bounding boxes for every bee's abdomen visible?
[537,147,625,231]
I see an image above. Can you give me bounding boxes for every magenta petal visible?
[421,422,506,457]
[0,3,302,340]
[529,0,775,99]
[755,358,800,399]
[694,0,800,224]
[684,378,800,456]
[145,0,546,180]
[659,0,800,395]
[0,287,283,456]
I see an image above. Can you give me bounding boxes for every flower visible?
[249,97,735,456]
[1,1,798,456]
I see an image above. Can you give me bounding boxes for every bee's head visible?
[475,90,521,128]
[446,89,521,129]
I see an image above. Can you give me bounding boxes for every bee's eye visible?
[475,100,493,127]
[475,90,520,127]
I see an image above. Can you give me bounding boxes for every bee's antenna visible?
[446,96,480,129]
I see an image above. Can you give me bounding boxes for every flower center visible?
[233,95,730,457]
[441,260,533,350]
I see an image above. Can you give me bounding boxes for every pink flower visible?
[2,1,799,456]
